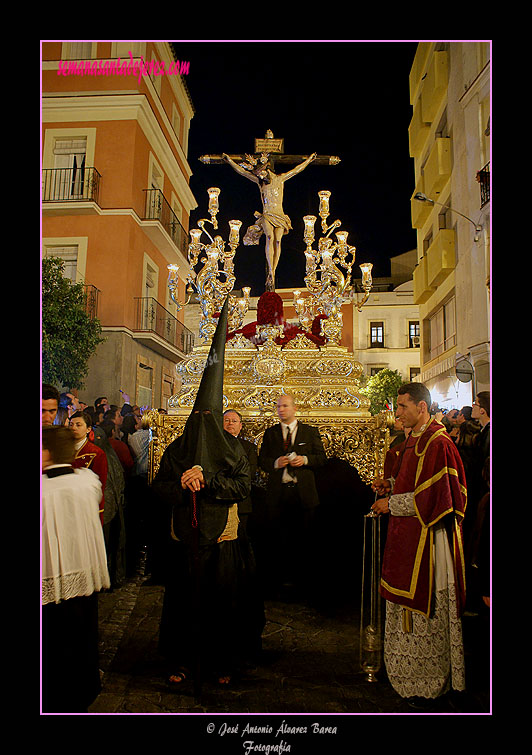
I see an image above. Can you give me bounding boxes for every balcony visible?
[411,177,432,229]
[423,137,452,198]
[142,189,189,256]
[42,167,101,204]
[413,255,435,304]
[421,51,448,123]
[83,284,100,320]
[133,297,194,360]
[408,98,431,159]
[426,229,456,288]
[477,162,490,208]
[409,43,431,104]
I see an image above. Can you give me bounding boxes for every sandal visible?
[167,669,188,686]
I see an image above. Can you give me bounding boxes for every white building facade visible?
[409,41,490,410]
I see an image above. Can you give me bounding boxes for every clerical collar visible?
[43,464,75,478]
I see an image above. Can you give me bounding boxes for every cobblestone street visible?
[88,563,490,720]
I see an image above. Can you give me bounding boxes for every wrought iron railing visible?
[42,167,101,203]
[83,284,100,319]
[477,162,490,208]
[134,297,194,354]
[143,188,189,251]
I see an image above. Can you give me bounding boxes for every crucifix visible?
[199,130,341,291]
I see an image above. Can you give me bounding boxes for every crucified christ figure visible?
[222,152,317,291]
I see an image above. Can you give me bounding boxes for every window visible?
[149,54,162,95]
[141,262,158,328]
[444,298,456,351]
[172,104,183,144]
[136,362,154,408]
[409,321,420,348]
[51,137,87,200]
[144,263,157,299]
[429,297,456,360]
[115,42,142,59]
[480,95,490,167]
[370,322,384,348]
[44,246,78,282]
[161,375,174,411]
[65,42,93,59]
[410,367,421,381]
[138,253,160,330]
[146,157,164,219]
[429,307,444,360]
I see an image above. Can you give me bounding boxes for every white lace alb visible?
[42,467,110,605]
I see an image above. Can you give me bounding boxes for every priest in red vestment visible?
[372,382,467,705]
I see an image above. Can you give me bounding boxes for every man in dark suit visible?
[223,409,258,533]
[258,393,326,597]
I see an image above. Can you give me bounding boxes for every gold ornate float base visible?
[146,329,395,485]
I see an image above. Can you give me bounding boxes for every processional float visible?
[145,138,394,682]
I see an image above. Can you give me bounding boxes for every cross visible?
[199,131,340,291]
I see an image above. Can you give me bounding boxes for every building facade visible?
[409,41,490,409]
[41,41,196,410]
[351,250,420,382]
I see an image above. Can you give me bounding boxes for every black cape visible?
[153,414,250,547]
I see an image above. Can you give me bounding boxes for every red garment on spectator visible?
[72,439,108,525]
[109,437,134,476]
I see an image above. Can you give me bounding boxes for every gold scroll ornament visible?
[146,324,395,485]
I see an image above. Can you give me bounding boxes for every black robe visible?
[152,417,264,676]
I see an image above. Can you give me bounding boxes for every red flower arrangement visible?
[256,291,284,326]
[226,291,327,347]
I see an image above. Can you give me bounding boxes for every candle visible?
[335,231,348,249]
[207,187,220,211]
[229,219,242,245]
[360,262,373,286]
[321,249,333,268]
[318,190,331,216]
[190,228,202,248]
[303,215,316,245]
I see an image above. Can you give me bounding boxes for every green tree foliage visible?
[42,257,105,390]
[360,368,404,415]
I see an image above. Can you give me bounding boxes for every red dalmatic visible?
[380,420,467,617]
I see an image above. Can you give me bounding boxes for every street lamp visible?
[413,193,482,242]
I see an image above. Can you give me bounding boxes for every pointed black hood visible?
[153,297,248,545]
[163,296,242,475]
[192,296,229,418]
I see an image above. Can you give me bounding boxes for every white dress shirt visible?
[274,420,308,482]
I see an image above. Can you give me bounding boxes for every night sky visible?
[171,40,418,295]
